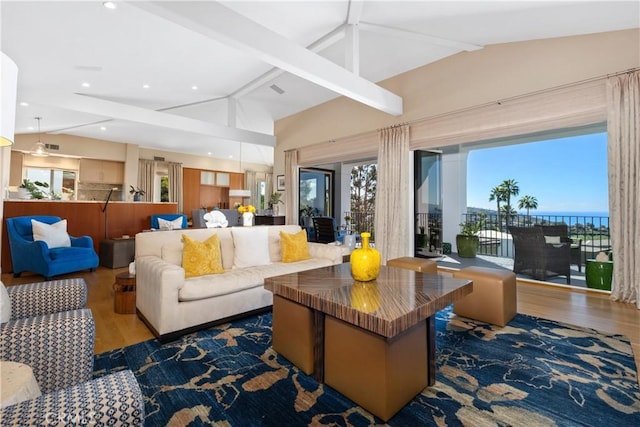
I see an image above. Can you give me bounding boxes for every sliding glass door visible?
[414,150,442,257]
[299,168,333,228]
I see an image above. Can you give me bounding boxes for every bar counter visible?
[2,200,177,273]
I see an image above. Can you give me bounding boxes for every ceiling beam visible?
[359,22,483,52]
[232,24,347,99]
[345,24,360,76]
[347,1,365,25]
[133,1,403,116]
[43,93,276,146]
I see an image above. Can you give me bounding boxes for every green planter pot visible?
[456,235,479,258]
[585,260,613,291]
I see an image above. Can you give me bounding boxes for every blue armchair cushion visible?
[49,246,95,261]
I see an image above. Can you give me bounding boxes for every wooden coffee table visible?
[264,263,472,421]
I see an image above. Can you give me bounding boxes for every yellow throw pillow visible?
[280,230,311,263]
[182,234,224,278]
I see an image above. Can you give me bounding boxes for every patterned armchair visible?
[1,278,93,392]
[1,370,144,426]
[0,279,144,425]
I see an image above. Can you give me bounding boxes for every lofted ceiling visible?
[1,1,638,165]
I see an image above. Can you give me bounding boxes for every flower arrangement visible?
[237,204,256,214]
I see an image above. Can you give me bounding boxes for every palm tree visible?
[500,205,517,222]
[488,185,505,230]
[518,195,539,219]
[500,179,520,225]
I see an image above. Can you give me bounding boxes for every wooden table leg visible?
[427,316,436,386]
[313,310,325,383]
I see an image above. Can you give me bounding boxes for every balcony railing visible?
[343,210,375,241]
[462,212,611,259]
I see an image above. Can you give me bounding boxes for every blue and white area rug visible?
[94,308,639,426]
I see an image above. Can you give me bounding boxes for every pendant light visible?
[229,142,251,198]
[31,117,49,157]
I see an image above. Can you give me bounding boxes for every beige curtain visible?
[265,173,273,200]
[374,125,411,263]
[245,170,258,208]
[167,162,182,212]
[284,150,299,226]
[607,70,640,309]
[138,159,155,202]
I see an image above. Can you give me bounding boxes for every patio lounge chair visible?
[535,224,583,272]
[509,226,571,284]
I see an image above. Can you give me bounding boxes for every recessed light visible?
[103,2,117,10]
[81,82,91,88]
[100,126,107,131]
[191,85,198,90]
[208,152,212,156]
[27,126,34,131]
[142,84,150,89]
[20,102,29,107]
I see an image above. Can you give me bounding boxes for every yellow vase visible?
[350,232,381,281]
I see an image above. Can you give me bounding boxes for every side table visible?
[585,259,613,291]
[0,361,42,408]
[113,272,136,314]
[100,238,135,269]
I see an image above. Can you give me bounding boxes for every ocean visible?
[532,211,609,227]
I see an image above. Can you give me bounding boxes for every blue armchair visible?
[150,213,188,230]
[5,216,99,279]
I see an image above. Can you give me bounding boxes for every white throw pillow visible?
[0,281,11,323]
[544,235,561,244]
[232,227,271,268]
[31,219,71,248]
[158,217,183,230]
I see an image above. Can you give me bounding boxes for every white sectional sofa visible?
[135,225,343,342]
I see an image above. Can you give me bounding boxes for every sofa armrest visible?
[307,242,344,265]
[135,255,186,336]
[0,370,144,426]
[0,309,95,394]
[7,279,87,320]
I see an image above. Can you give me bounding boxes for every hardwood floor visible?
[2,266,638,377]
[1,267,153,354]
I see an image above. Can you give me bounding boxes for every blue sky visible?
[467,132,609,213]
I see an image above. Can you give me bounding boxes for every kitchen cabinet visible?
[79,159,124,183]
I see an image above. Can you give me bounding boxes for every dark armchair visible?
[509,226,571,284]
[312,216,340,244]
[5,216,98,279]
[535,224,583,272]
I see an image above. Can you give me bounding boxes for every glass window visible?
[25,168,76,200]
